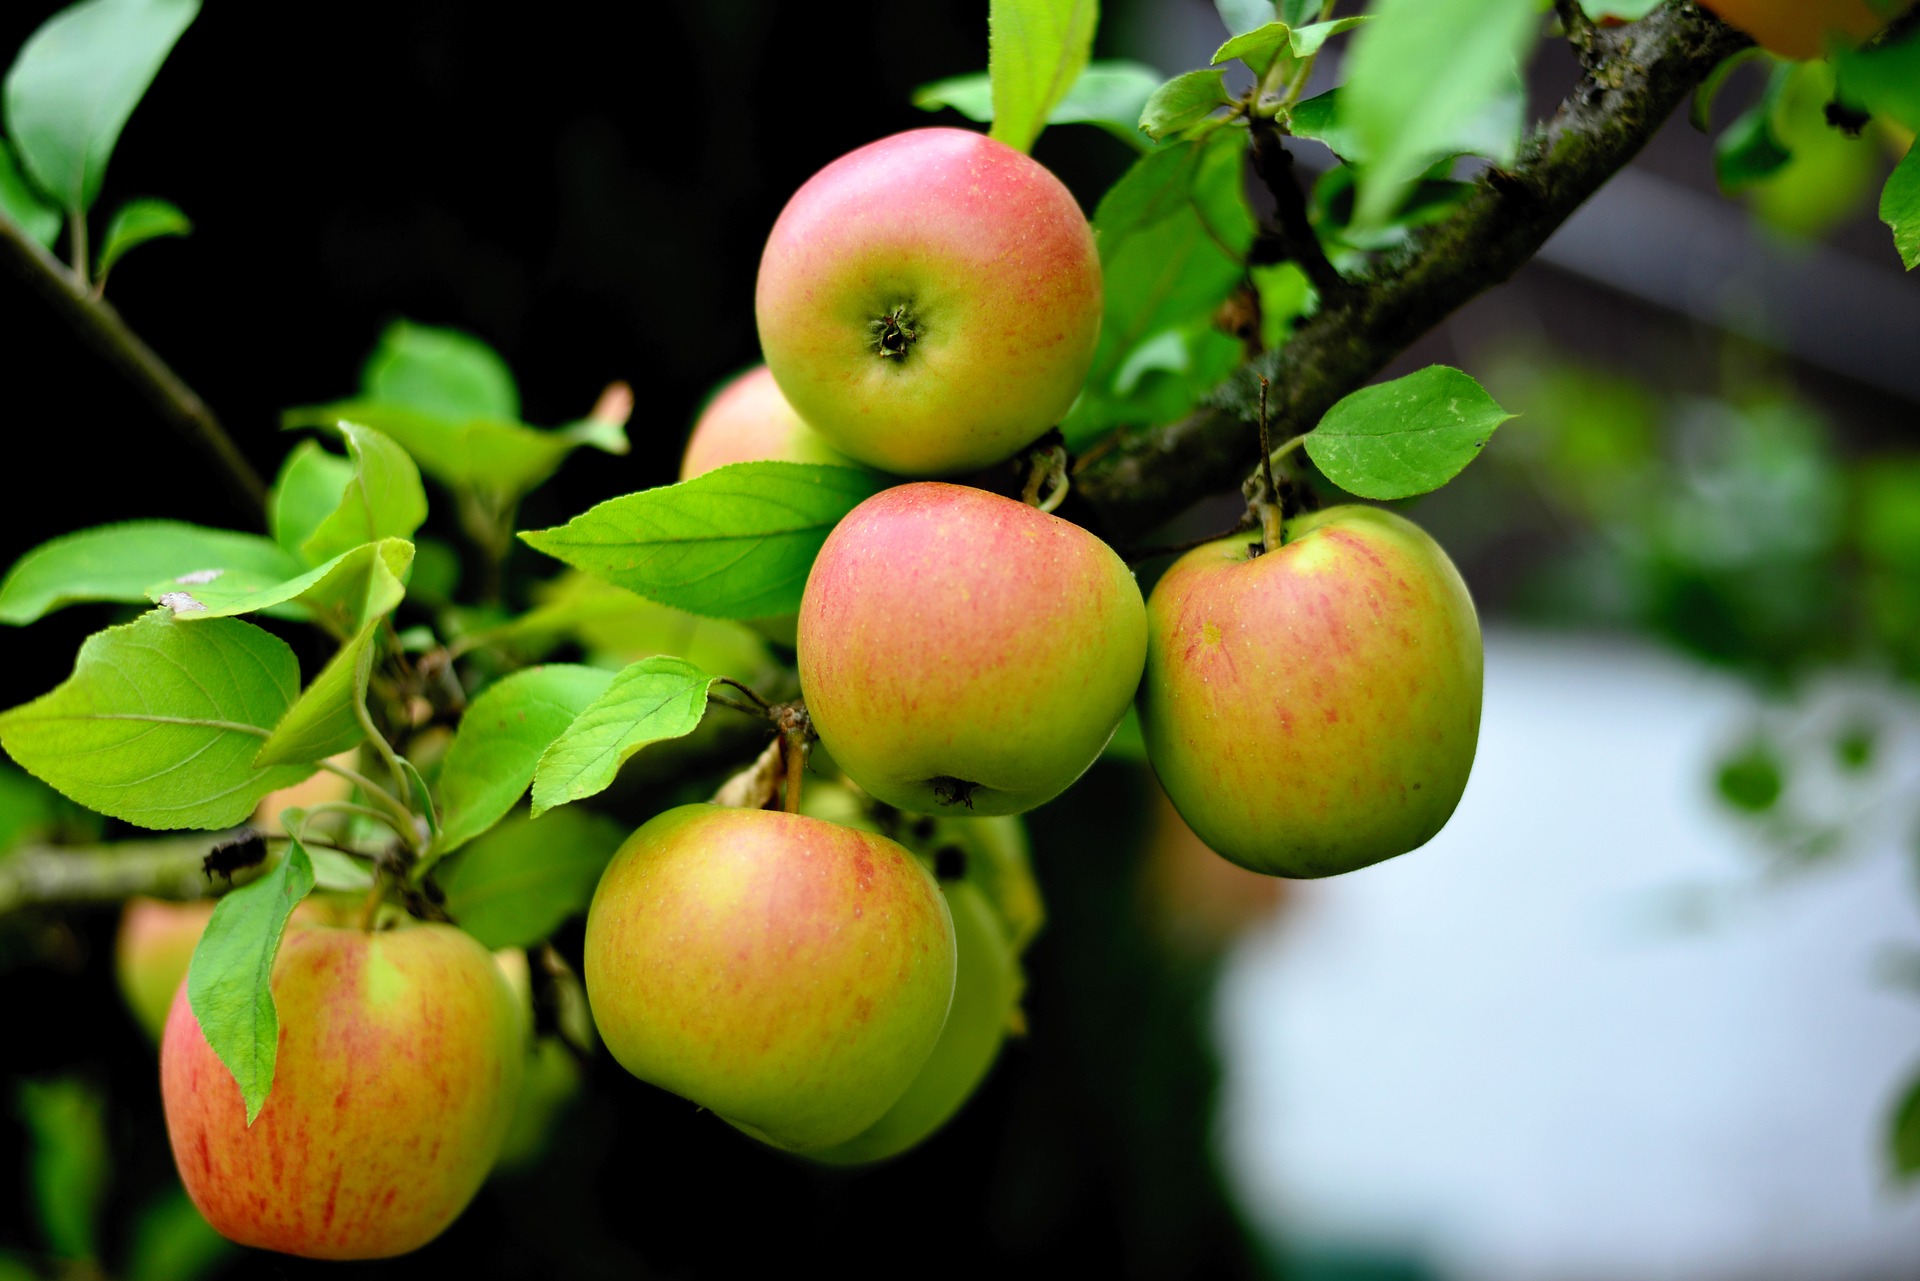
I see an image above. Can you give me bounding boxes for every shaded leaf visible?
[16,1077,107,1261]
[267,439,355,563]
[530,656,715,816]
[1883,142,1919,271]
[438,808,628,949]
[1834,27,1920,132]
[1714,63,1793,193]
[0,521,299,626]
[361,319,517,422]
[1304,365,1515,499]
[186,838,314,1123]
[519,462,889,621]
[251,628,376,768]
[0,613,311,830]
[96,196,189,280]
[1715,739,1784,813]
[2,0,199,211]
[1216,0,1276,36]
[1212,22,1291,76]
[298,423,427,564]
[1891,1066,1920,1180]
[1288,15,1368,57]
[987,0,1098,154]
[914,61,1162,147]
[124,1188,233,1281]
[1139,69,1230,140]
[432,665,615,858]
[0,138,59,247]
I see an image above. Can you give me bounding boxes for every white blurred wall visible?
[1216,628,1920,1281]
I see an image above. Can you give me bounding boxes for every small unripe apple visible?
[798,483,1147,816]
[809,880,1021,1165]
[679,364,855,481]
[161,922,524,1259]
[1139,506,1482,878]
[756,128,1102,476]
[582,804,956,1152]
[1698,0,1901,59]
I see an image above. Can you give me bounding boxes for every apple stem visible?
[774,701,815,815]
[1022,442,1071,513]
[357,872,387,931]
[1253,376,1288,554]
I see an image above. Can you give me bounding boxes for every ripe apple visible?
[797,482,1147,817]
[679,364,854,481]
[582,804,956,1152]
[117,897,216,1041]
[810,879,1021,1165]
[161,921,524,1259]
[1138,505,1482,878]
[1698,0,1901,59]
[755,128,1102,476]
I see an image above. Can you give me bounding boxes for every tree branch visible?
[1247,116,1350,303]
[0,833,257,918]
[1076,1,1749,541]
[0,211,268,520]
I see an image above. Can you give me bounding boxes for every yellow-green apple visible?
[160,922,524,1259]
[755,128,1102,476]
[117,898,216,1041]
[810,879,1021,1165]
[798,483,1146,816]
[679,364,854,481]
[582,804,955,1152]
[1139,505,1482,878]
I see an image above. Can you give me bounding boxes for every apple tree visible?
[0,0,1916,1269]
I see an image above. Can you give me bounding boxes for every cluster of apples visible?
[583,126,1483,1161]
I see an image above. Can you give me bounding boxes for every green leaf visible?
[303,846,373,892]
[186,838,315,1124]
[530,656,716,816]
[251,628,376,768]
[519,462,890,621]
[1286,88,1358,159]
[1715,739,1784,813]
[1216,0,1276,36]
[1690,46,1768,133]
[1139,69,1230,140]
[1576,0,1659,17]
[1714,64,1793,193]
[148,537,412,639]
[0,137,59,247]
[1,0,199,212]
[432,664,616,858]
[285,401,627,505]
[437,807,627,950]
[15,1078,107,1261]
[1288,15,1368,57]
[987,0,1098,154]
[360,319,518,423]
[460,570,773,676]
[1091,139,1211,241]
[1883,143,1919,271]
[1337,0,1538,228]
[914,61,1162,147]
[298,422,427,564]
[267,439,355,563]
[124,1189,233,1281]
[95,196,188,280]
[1212,22,1291,76]
[1303,365,1516,500]
[1892,1067,1920,1180]
[1835,27,1920,132]
[0,521,299,626]
[400,757,438,842]
[0,613,312,829]
[0,763,62,854]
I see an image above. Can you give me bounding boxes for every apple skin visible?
[1138,505,1482,878]
[679,364,856,481]
[809,880,1020,1165]
[755,128,1102,476]
[117,898,216,1041]
[1698,0,1897,58]
[798,483,1147,817]
[582,804,956,1152]
[160,922,524,1260]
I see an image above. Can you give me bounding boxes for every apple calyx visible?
[868,303,921,361]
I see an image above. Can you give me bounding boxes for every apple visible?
[755,127,1102,476]
[1138,505,1482,878]
[582,804,956,1152]
[797,482,1147,817]
[117,897,215,1041]
[809,879,1021,1165]
[1698,0,1902,59]
[679,364,854,481]
[161,921,524,1260]
[488,947,582,1172]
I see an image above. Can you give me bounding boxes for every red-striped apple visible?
[1139,505,1482,878]
[798,483,1147,816]
[756,128,1101,475]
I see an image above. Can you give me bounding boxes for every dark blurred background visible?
[3,1,1918,1278]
